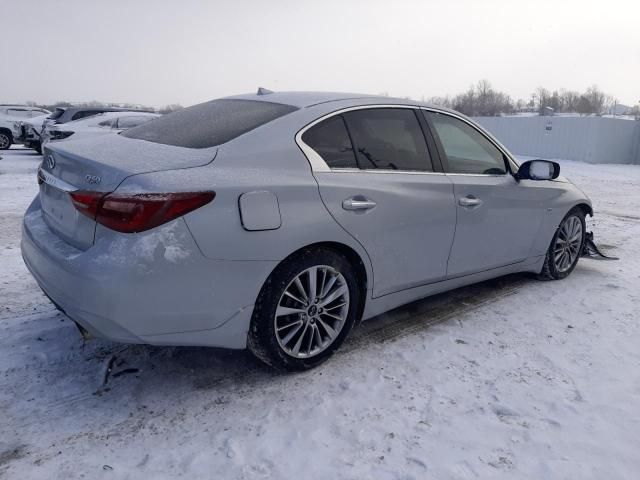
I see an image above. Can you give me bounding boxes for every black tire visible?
[0,131,12,150]
[538,208,586,280]
[34,143,42,155]
[248,247,361,371]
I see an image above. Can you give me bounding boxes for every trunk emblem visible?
[46,155,55,169]
[85,174,102,184]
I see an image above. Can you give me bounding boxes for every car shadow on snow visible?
[90,272,535,391]
[4,272,541,443]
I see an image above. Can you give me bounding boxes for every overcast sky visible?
[3,0,639,107]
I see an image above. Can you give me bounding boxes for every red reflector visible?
[69,191,215,233]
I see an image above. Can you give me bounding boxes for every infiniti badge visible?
[46,155,55,169]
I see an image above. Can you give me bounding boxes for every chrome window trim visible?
[315,168,445,176]
[444,173,511,178]
[37,167,78,193]
[295,103,519,175]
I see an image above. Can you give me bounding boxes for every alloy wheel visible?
[274,265,350,359]
[0,134,10,149]
[553,215,583,273]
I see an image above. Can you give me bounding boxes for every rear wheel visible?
[248,248,360,371]
[539,209,586,280]
[0,131,12,150]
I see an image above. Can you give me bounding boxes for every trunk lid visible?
[39,134,217,250]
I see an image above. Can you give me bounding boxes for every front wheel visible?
[248,248,361,371]
[539,209,586,280]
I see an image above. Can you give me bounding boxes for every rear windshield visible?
[122,99,298,148]
[49,108,66,120]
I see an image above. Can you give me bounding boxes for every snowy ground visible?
[1,146,639,479]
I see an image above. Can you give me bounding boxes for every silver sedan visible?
[22,91,592,370]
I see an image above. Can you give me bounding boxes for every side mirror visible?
[515,159,560,181]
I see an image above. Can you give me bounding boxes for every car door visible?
[301,107,457,297]
[425,110,550,278]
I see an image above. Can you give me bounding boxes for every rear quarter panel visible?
[115,114,374,292]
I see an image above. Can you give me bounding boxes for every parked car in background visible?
[20,114,50,153]
[42,106,153,129]
[41,111,160,146]
[22,91,596,371]
[0,105,50,149]
[40,107,155,149]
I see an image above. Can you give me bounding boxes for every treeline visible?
[24,100,183,115]
[426,80,638,117]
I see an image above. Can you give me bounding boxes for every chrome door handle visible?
[458,196,482,207]
[342,197,377,211]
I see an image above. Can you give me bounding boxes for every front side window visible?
[343,108,433,171]
[427,112,507,175]
[301,115,357,169]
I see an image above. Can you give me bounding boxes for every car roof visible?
[1,105,45,109]
[61,106,150,114]
[223,90,444,110]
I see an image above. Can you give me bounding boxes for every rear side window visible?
[116,116,155,129]
[72,110,102,121]
[343,109,433,171]
[49,108,65,120]
[123,99,298,148]
[427,112,506,175]
[98,119,115,128]
[301,116,357,169]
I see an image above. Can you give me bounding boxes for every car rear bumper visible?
[21,196,277,349]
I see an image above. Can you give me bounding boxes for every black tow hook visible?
[581,231,619,260]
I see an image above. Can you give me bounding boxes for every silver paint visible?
[21,92,592,350]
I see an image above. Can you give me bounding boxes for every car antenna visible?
[257,87,274,95]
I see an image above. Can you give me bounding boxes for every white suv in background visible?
[0,105,50,149]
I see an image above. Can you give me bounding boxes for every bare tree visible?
[428,82,619,117]
[585,85,607,114]
[576,96,593,116]
[435,80,514,116]
[559,89,580,112]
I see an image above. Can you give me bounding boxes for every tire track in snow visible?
[347,273,528,349]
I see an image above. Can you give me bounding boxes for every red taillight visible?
[69,191,106,218]
[69,191,215,233]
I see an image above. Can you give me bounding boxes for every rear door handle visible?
[342,197,377,211]
[458,196,482,207]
